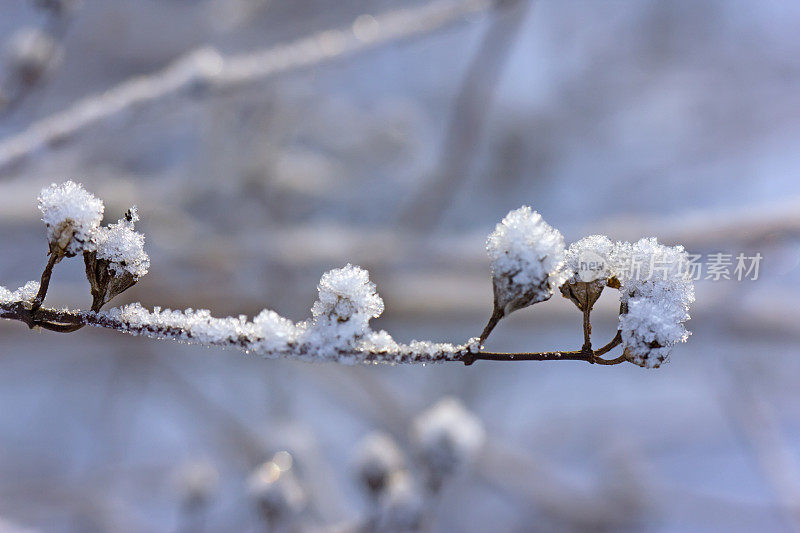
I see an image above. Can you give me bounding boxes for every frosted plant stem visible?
[0,0,497,173]
[582,306,592,352]
[30,251,57,313]
[479,308,503,343]
[0,299,629,365]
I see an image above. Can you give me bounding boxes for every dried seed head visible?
[83,206,149,311]
[560,278,606,312]
[38,181,104,259]
[486,207,567,319]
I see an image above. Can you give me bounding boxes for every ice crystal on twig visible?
[611,238,695,368]
[0,281,40,304]
[37,180,104,258]
[84,206,150,311]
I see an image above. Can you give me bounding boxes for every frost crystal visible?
[311,263,384,324]
[301,264,386,358]
[93,207,150,278]
[611,238,695,368]
[412,398,485,483]
[486,206,567,317]
[564,235,615,283]
[0,281,40,304]
[38,181,104,257]
[252,309,297,353]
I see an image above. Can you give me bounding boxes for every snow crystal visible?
[0,281,40,304]
[38,181,104,256]
[98,303,255,346]
[87,263,473,365]
[611,238,695,368]
[252,309,297,353]
[93,207,150,278]
[561,235,694,367]
[300,264,386,359]
[564,235,615,283]
[412,398,485,479]
[311,263,384,323]
[486,206,567,317]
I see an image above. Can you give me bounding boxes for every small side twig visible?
[30,251,57,313]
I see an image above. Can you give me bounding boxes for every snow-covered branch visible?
[0,0,496,172]
[0,181,695,367]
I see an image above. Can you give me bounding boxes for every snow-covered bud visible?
[38,181,104,259]
[6,28,61,86]
[312,264,384,326]
[412,398,485,489]
[247,457,306,526]
[355,432,406,497]
[84,207,149,311]
[560,235,615,312]
[173,459,219,510]
[486,207,567,319]
[611,238,695,368]
[303,264,385,354]
[376,470,424,532]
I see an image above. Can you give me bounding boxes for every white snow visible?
[93,207,150,279]
[37,181,104,256]
[311,263,384,325]
[93,266,472,364]
[610,238,695,368]
[561,235,695,367]
[0,281,40,304]
[564,234,614,282]
[486,206,567,316]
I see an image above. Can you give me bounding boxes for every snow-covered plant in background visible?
[356,432,407,497]
[247,458,307,528]
[412,397,485,490]
[353,399,484,532]
[0,181,695,368]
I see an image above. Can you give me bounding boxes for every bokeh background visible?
[1,0,799,531]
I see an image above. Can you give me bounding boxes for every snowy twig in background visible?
[0,0,78,117]
[0,0,499,173]
[401,0,532,231]
[0,181,694,367]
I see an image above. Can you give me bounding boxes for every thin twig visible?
[0,0,498,174]
[0,299,627,366]
[30,251,57,313]
[401,0,532,231]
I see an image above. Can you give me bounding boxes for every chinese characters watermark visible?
[576,251,762,282]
